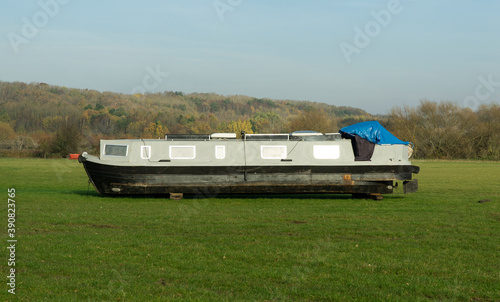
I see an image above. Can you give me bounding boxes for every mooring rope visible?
[86,178,91,196]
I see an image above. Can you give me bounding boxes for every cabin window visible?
[104,144,128,157]
[141,146,151,159]
[215,146,225,159]
[313,145,340,159]
[261,145,287,159]
[169,146,196,159]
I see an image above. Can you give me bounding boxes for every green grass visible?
[1,158,499,301]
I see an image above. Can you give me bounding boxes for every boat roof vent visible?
[211,133,237,139]
[245,134,290,141]
[165,134,211,141]
[324,133,342,140]
[290,130,323,137]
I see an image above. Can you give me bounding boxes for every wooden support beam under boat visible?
[170,193,183,200]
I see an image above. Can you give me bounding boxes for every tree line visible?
[387,100,499,159]
[0,81,370,157]
[0,81,498,159]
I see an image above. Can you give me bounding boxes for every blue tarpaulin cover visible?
[339,121,409,145]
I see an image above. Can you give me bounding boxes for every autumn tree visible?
[250,112,284,133]
[51,117,81,157]
[288,108,337,133]
[0,121,15,143]
[388,100,500,159]
[217,119,254,137]
[143,121,168,138]
[475,104,500,158]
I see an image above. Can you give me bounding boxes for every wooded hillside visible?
[0,81,372,157]
[0,81,498,159]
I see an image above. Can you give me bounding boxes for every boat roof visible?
[161,132,341,141]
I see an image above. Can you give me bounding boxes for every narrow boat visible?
[79,121,419,199]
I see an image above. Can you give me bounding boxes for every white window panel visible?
[141,146,151,159]
[313,145,340,159]
[215,145,225,159]
[169,146,196,159]
[261,145,287,159]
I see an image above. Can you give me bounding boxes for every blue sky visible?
[1,0,499,114]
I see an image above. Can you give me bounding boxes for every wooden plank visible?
[169,193,183,200]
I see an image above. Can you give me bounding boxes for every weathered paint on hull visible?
[80,157,419,196]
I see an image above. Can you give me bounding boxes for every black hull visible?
[80,158,419,196]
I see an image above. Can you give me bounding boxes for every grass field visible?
[1,158,499,301]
